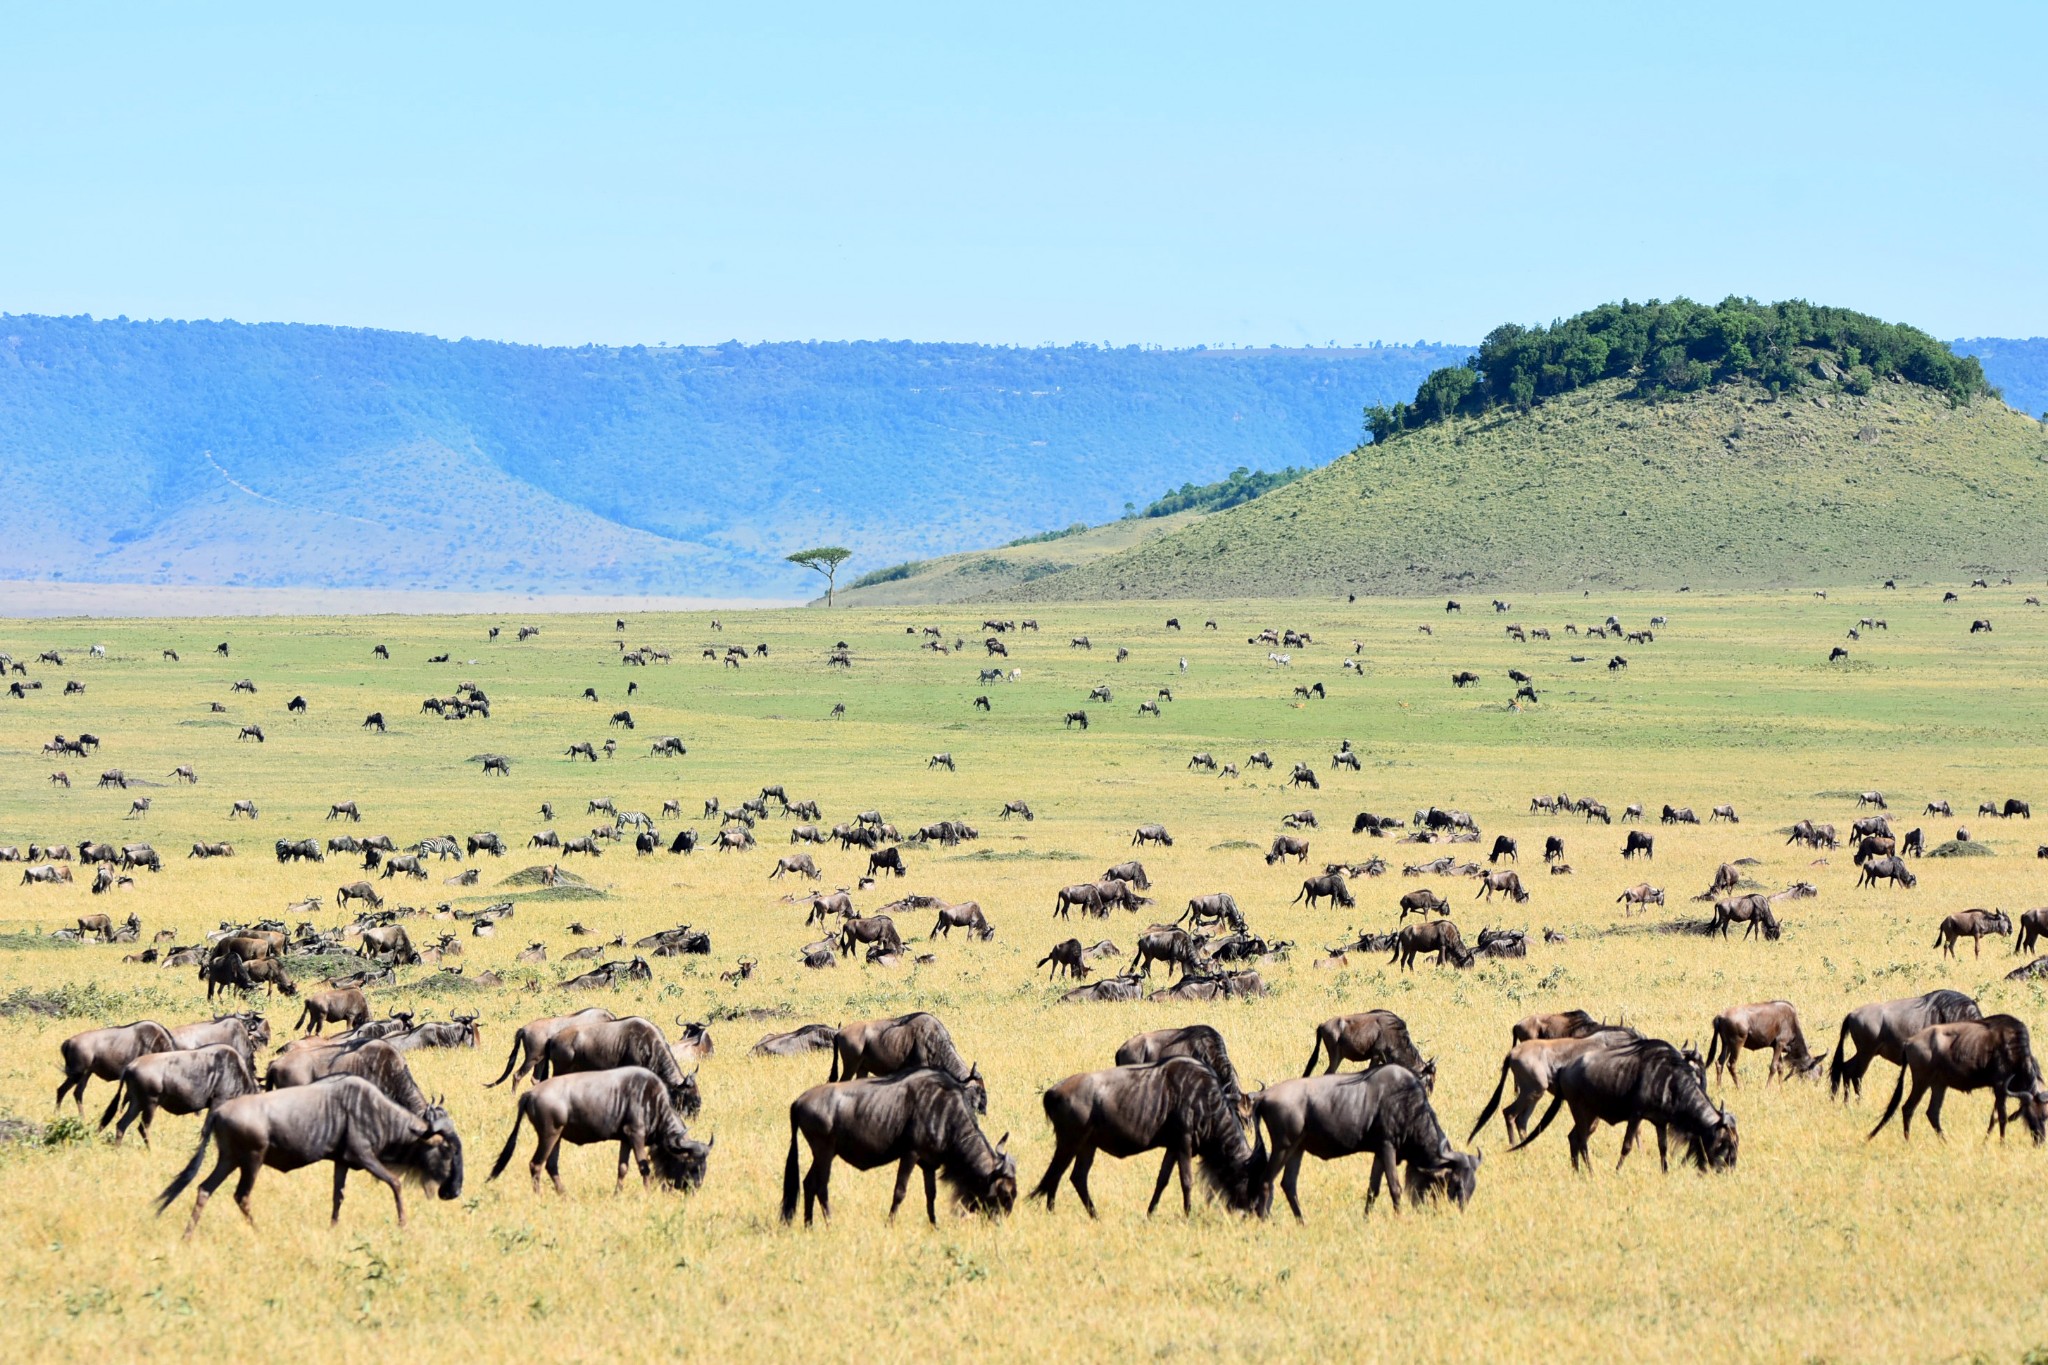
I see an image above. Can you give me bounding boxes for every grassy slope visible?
[3,589,2048,1359]
[828,512,1203,607]
[1015,378,2048,600]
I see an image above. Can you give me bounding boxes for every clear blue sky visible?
[2,2,2042,347]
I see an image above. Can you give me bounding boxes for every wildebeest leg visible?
[922,1163,941,1225]
[1986,1094,2006,1139]
[544,1137,567,1195]
[803,1145,833,1224]
[1069,1146,1099,1218]
[1653,1123,1670,1172]
[1031,1137,1075,1208]
[887,1155,915,1219]
[332,1160,350,1223]
[1176,1148,1195,1215]
[1923,1084,1947,1138]
[1614,1119,1640,1170]
[1278,1148,1307,1220]
[1566,1113,1595,1172]
[1145,1148,1177,1215]
[183,1149,240,1239]
[231,1146,266,1228]
[1898,1076,1930,1139]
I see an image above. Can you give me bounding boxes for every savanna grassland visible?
[1,588,2046,1363]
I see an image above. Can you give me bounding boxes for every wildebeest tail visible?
[97,1073,128,1132]
[1506,1092,1567,1152]
[780,1112,802,1222]
[485,1032,526,1087]
[487,1099,528,1181]
[1702,1028,1723,1074]
[827,1038,842,1083]
[1866,1065,1910,1141]
[1301,1032,1323,1078]
[1827,1017,1855,1097]
[154,1112,217,1214]
[1467,1053,1513,1144]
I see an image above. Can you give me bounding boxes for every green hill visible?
[1011,374,2048,600]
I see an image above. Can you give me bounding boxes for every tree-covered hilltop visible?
[1367,299,1995,443]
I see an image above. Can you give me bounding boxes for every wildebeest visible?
[1266,835,1310,865]
[1622,831,1653,860]
[1510,1037,1738,1172]
[1031,1057,1261,1217]
[1477,870,1528,903]
[931,901,995,940]
[839,914,903,958]
[1113,1025,1246,1113]
[1616,882,1664,912]
[1061,974,1143,1003]
[1179,892,1245,933]
[771,852,822,881]
[336,880,382,911]
[2015,908,2048,955]
[490,1068,710,1194]
[326,800,362,822]
[487,1007,618,1092]
[1467,1029,1638,1144]
[1711,893,1781,941]
[154,1076,462,1235]
[751,1024,839,1056]
[1131,823,1172,847]
[1855,855,1916,889]
[1038,939,1090,979]
[1286,763,1319,790]
[1785,819,1838,849]
[1128,926,1202,978]
[297,987,371,1035]
[1867,1015,2048,1143]
[1101,859,1151,890]
[1301,1010,1424,1076]
[1828,989,1983,1100]
[265,1039,430,1117]
[783,1069,1014,1225]
[56,1020,176,1113]
[1254,1065,1477,1218]
[1704,1001,1820,1085]
[1390,921,1469,970]
[1488,835,1517,864]
[828,1013,983,1110]
[536,1017,701,1118]
[1398,888,1448,918]
[1293,872,1353,909]
[274,837,324,863]
[866,846,906,878]
[98,1044,258,1146]
[1935,908,2012,957]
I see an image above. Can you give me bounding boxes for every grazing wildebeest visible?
[839,914,903,958]
[265,1039,430,1117]
[487,1008,618,1092]
[1488,835,1517,864]
[1510,1037,1738,1172]
[1266,835,1311,865]
[2015,908,2048,955]
[1935,908,2012,957]
[536,1017,701,1118]
[1705,1001,1821,1085]
[1852,834,1896,866]
[56,1020,176,1113]
[1132,824,1172,847]
[1711,893,1781,940]
[1616,882,1664,912]
[1867,1015,2048,1143]
[931,902,995,940]
[866,846,906,878]
[1398,889,1448,918]
[153,1077,462,1236]
[237,725,265,742]
[782,1069,1015,1225]
[297,988,371,1035]
[1255,1065,1477,1219]
[828,1013,983,1111]
[1451,671,1479,687]
[1851,814,1892,841]
[1031,1058,1261,1217]
[1281,809,1318,830]
[1179,892,1245,934]
[1926,799,1954,816]
[771,852,822,881]
[1114,1026,1246,1112]
[490,1068,710,1194]
[1855,855,1916,890]
[1828,989,1982,1100]
[1857,790,1888,809]
[1293,871,1353,909]
[1039,939,1090,979]
[1785,819,1838,849]
[1542,835,1565,863]
[1477,870,1528,903]
[1390,921,1469,970]
[1128,926,1202,978]
[1287,763,1319,790]
[1301,1010,1424,1076]
[1101,859,1150,890]
[326,800,362,822]
[98,1044,258,1146]
[1622,831,1653,859]
[1467,1030,1637,1143]
[2002,798,2033,820]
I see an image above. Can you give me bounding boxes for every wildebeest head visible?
[415,1102,466,1201]
[651,1119,713,1190]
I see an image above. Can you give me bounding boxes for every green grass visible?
[1015,378,2048,601]
[1,586,2047,1361]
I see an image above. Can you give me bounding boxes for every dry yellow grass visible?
[1,587,2045,1363]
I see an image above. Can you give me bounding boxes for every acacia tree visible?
[786,547,853,606]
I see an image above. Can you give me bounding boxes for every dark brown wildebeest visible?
[1622,831,1653,860]
[237,725,265,743]
[326,801,361,822]
[1511,1009,1612,1042]
[1712,893,1781,940]
[1286,763,1319,790]
[1254,1065,1478,1219]
[57,1020,176,1113]
[1857,790,1888,809]
[2015,908,2048,955]
[1266,835,1310,865]
[1293,872,1353,910]
[1129,926,1202,978]
[999,800,1034,821]
[1281,809,1318,829]
[379,853,428,879]
[1179,892,1245,933]
[536,1017,701,1118]
[490,1068,710,1194]
[1616,882,1664,913]
[1061,974,1144,1003]
[1132,823,1172,847]
[1827,989,1982,1100]
[839,914,902,957]
[489,1007,617,1091]
[1488,835,1517,864]
[98,1044,258,1146]
[828,1013,983,1111]
[1851,815,1892,842]
[1451,671,1479,687]
[1053,881,1114,919]
[1510,1036,1738,1172]
[931,902,995,940]
[1477,870,1529,903]
[866,847,906,878]
[1302,1010,1424,1076]
[336,881,382,911]
[1031,1057,1261,1218]
[1935,908,2012,958]
[1038,939,1090,980]
[2002,798,2033,819]
[1398,888,1448,918]
[1101,860,1150,889]
[1114,1025,1246,1114]
[1391,921,1470,970]
[771,852,821,881]
[1926,799,1953,816]
[1868,1015,2048,1143]
[1704,1001,1821,1086]
[1855,855,1916,890]
[297,988,371,1035]
[265,1039,431,1116]
[751,1024,838,1056]
[1661,805,1698,825]
[360,925,417,963]
[154,1076,462,1236]
[1701,862,1740,898]
[1064,711,1089,729]
[783,1068,1014,1225]
[1467,1030,1638,1144]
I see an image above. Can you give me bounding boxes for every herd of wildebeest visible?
[9,598,2048,1238]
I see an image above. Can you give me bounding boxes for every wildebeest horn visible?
[996,1132,1009,1151]
[676,1012,688,1028]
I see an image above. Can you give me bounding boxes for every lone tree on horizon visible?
[786,546,853,605]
